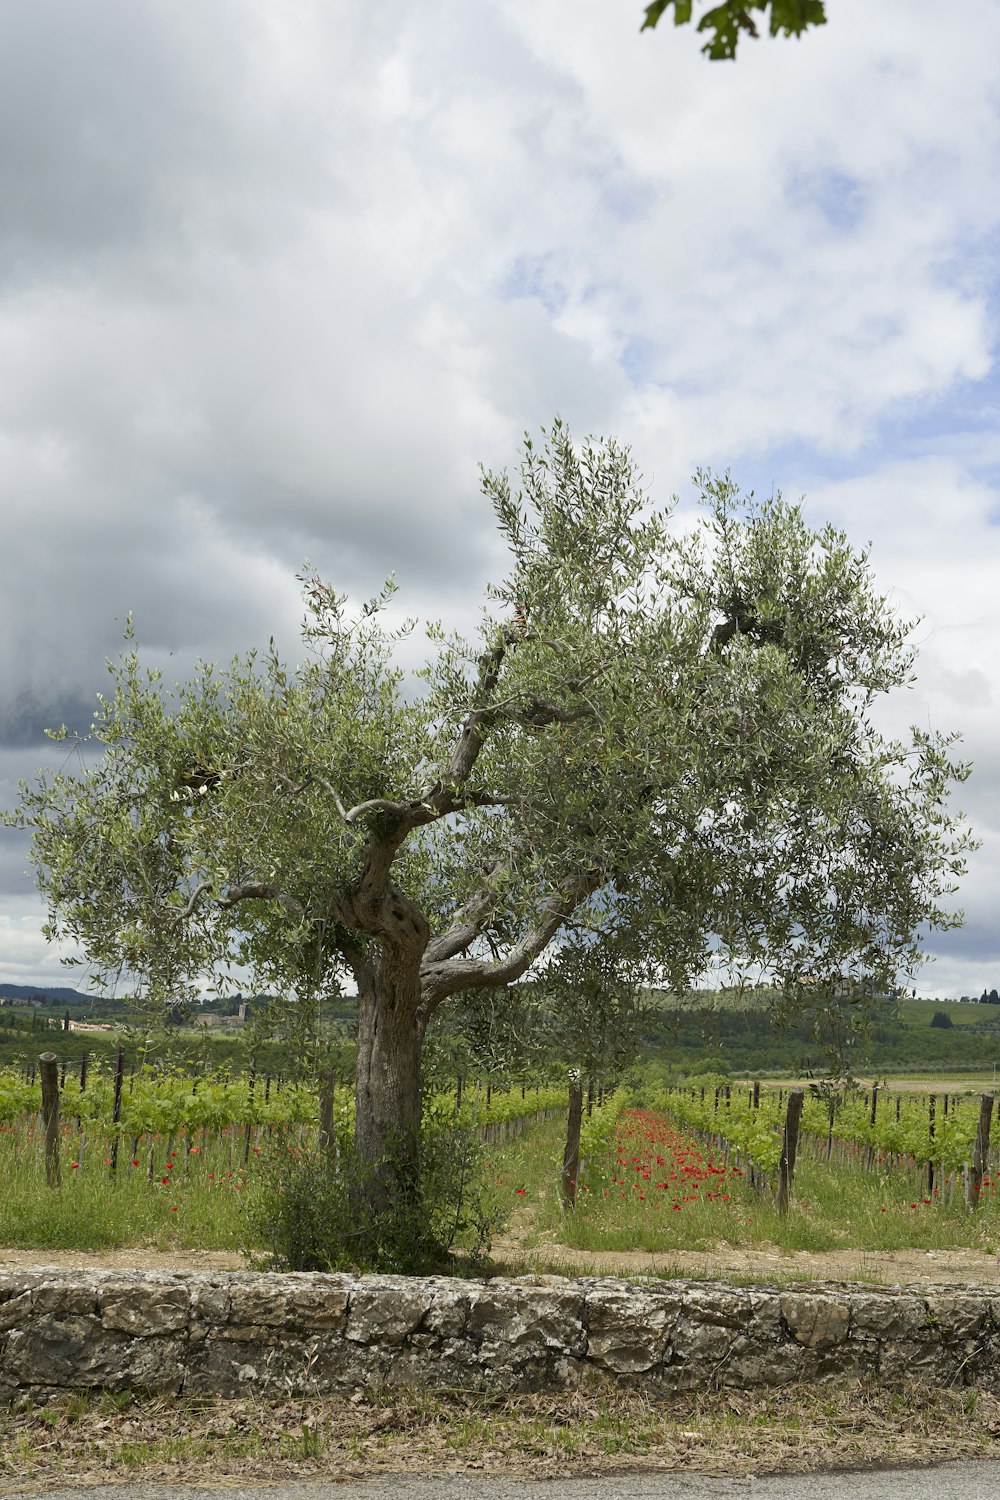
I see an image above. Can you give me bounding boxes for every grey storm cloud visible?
[3,0,1000,993]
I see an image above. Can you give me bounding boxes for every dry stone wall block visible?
[423,1281,471,1339]
[0,1292,33,1334]
[228,1273,351,1329]
[847,1290,925,1343]
[717,1334,812,1389]
[922,1293,990,1341]
[779,1293,851,1351]
[878,1339,956,1385]
[100,1283,191,1337]
[31,1282,97,1318]
[346,1278,433,1345]
[1,1269,999,1404]
[5,1316,132,1390]
[585,1282,680,1374]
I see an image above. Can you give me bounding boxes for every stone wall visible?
[1,1267,999,1404]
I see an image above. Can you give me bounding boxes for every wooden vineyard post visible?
[827,1093,836,1162]
[76,1050,88,1129]
[561,1068,583,1211]
[39,1051,61,1188]
[243,1065,256,1166]
[967,1094,995,1211]
[927,1094,936,1195]
[776,1089,804,1215]
[109,1045,125,1171]
[748,1081,761,1192]
[866,1085,879,1170]
[318,1072,337,1165]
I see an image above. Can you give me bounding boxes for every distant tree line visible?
[938,992,1000,1004]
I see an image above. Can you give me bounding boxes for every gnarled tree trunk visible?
[354,950,425,1209]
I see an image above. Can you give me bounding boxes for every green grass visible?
[896,998,988,1029]
[4,1097,1000,1269]
[487,1110,1000,1261]
[0,1117,274,1250]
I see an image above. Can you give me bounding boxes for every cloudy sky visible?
[2,0,999,998]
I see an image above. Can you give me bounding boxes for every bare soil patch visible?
[2,1240,998,1287]
[491,1236,1000,1286]
[0,1246,245,1275]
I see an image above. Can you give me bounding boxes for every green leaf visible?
[641,1,827,57]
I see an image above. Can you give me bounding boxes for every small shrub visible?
[243,1121,504,1275]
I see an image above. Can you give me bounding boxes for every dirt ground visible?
[2,1240,998,1286]
[2,1379,999,1486]
[490,1239,1000,1287]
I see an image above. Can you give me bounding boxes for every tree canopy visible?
[642,1,827,59]
[7,421,973,1211]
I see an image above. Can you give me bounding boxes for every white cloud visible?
[2,0,1000,993]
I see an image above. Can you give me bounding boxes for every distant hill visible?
[0,982,99,1005]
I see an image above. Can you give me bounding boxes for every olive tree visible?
[7,422,972,1218]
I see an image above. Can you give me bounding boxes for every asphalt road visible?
[4,1464,1000,1500]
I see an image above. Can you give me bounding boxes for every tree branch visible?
[444,625,523,787]
[420,869,603,1013]
[424,861,511,964]
[711,616,740,652]
[343,623,596,942]
[277,771,351,823]
[344,787,509,829]
[159,881,212,927]
[504,697,596,730]
[218,883,305,920]
[344,795,412,826]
